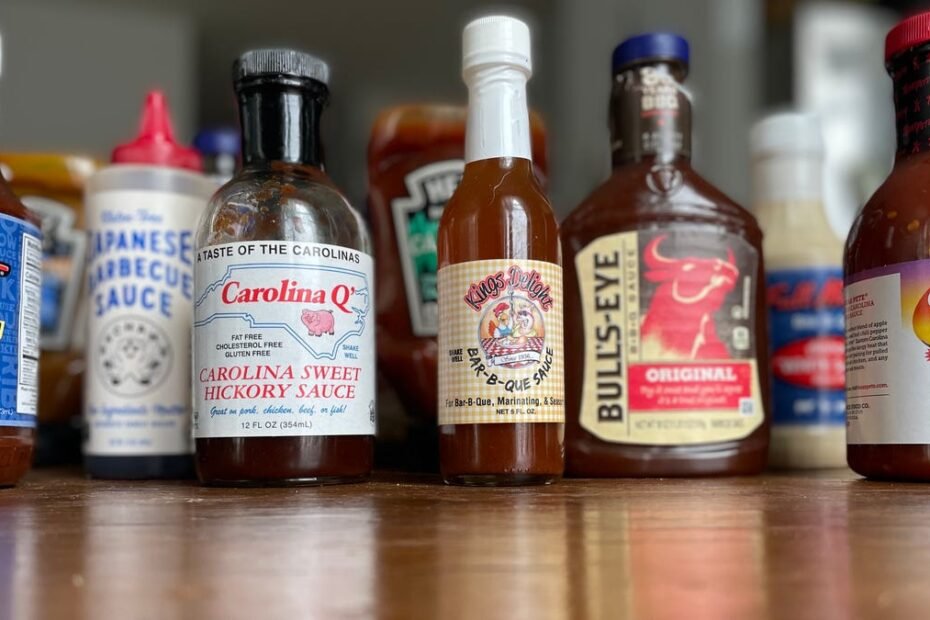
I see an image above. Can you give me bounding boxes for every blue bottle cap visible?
[193,127,241,156]
[612,33,689,73]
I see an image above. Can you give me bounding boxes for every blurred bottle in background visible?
[194,127,239,186]
[0,153,97,466]
[751,112,845,470]
[793,2,896,239]
[83,90,214,479]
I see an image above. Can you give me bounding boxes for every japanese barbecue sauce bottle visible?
[193,49,375,485]
[0,172,41,487]
[562,33,770,477]
[437,16,565,486]
[368,106,548,425]
[84,91,214,479]
[752,113,846,469]
[845,12,930,480]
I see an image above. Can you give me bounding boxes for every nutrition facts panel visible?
[18,232,41,415]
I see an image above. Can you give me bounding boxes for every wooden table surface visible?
[1,469,928,620]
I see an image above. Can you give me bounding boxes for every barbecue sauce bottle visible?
[193,50,375,485]
[0,176,41,487]
[562,33,770,477]
[845,12,930,480]
[436,16,565,486]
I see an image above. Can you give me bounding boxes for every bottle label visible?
[0,214,41,428]
[391,160,463,336]
[613,65,691,162]
[437,259,564,425]
[20,197,87,352]
[767,267,845,426]
[84,189,205,456]
[845,261,930,444]
[576,230,764,445]
[193,241,376,438]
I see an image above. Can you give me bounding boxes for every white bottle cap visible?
[750,112,824,158]
[751,111,825,205]
[462,15,532,77]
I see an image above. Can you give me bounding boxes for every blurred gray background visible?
[0,0,918,229]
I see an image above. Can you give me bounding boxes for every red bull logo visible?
[640,235,738,359]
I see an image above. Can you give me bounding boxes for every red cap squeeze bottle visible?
[111,90,202,171]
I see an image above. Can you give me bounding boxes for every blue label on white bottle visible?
[767,267,845,426]
[0,213,42,428]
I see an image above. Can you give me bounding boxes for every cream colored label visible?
[437,259,564,425]
[577,231,764,445]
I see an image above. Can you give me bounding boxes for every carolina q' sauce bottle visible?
[437,16,565,486]
[194,50,375,485]
[845,12,930,480]
[562,33,770,477]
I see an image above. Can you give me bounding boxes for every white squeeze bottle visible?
[751,112,846,469]
[83,91,216,479]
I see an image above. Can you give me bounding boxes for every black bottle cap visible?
[234,49,330,86]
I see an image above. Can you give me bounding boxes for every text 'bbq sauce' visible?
[845,13,930,480]
[193,50,375,485]
[562,33,770,477]
[437,16,565,486]
[368,106,547,424]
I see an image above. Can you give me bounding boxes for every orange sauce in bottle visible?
[436,16,564,485]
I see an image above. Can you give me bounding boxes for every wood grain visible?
[0,469,928,620]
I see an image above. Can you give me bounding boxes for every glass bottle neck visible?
[891,42,930,161]
[610,61,692,167]
[465,65,532,164]
[238,81,326,168]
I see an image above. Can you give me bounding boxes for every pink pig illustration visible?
[301,309,335,337]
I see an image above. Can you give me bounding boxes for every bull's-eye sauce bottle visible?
[437,16,565,486]
[193,50,375,485]
[562,33,770,477]
[845,12,930,480]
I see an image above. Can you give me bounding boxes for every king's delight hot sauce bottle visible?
[562,33,770,477]
[437,16,565,486]
[845,12,930,480]
[193,50,375,485]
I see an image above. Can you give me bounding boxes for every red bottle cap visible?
[111,90,203,171]
[886,11,930,62]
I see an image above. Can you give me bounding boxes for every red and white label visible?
[193,241,376,438]
[628,362,753,411]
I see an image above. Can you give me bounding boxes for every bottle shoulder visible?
[846,157,930,274]
[563,163,760,244]
[442,160,556,225]
[199,165,370,252]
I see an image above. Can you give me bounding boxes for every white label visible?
[17,233,41,416]
[84,189,206,456]
[193,241,376,438]
[846,266,930,444]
